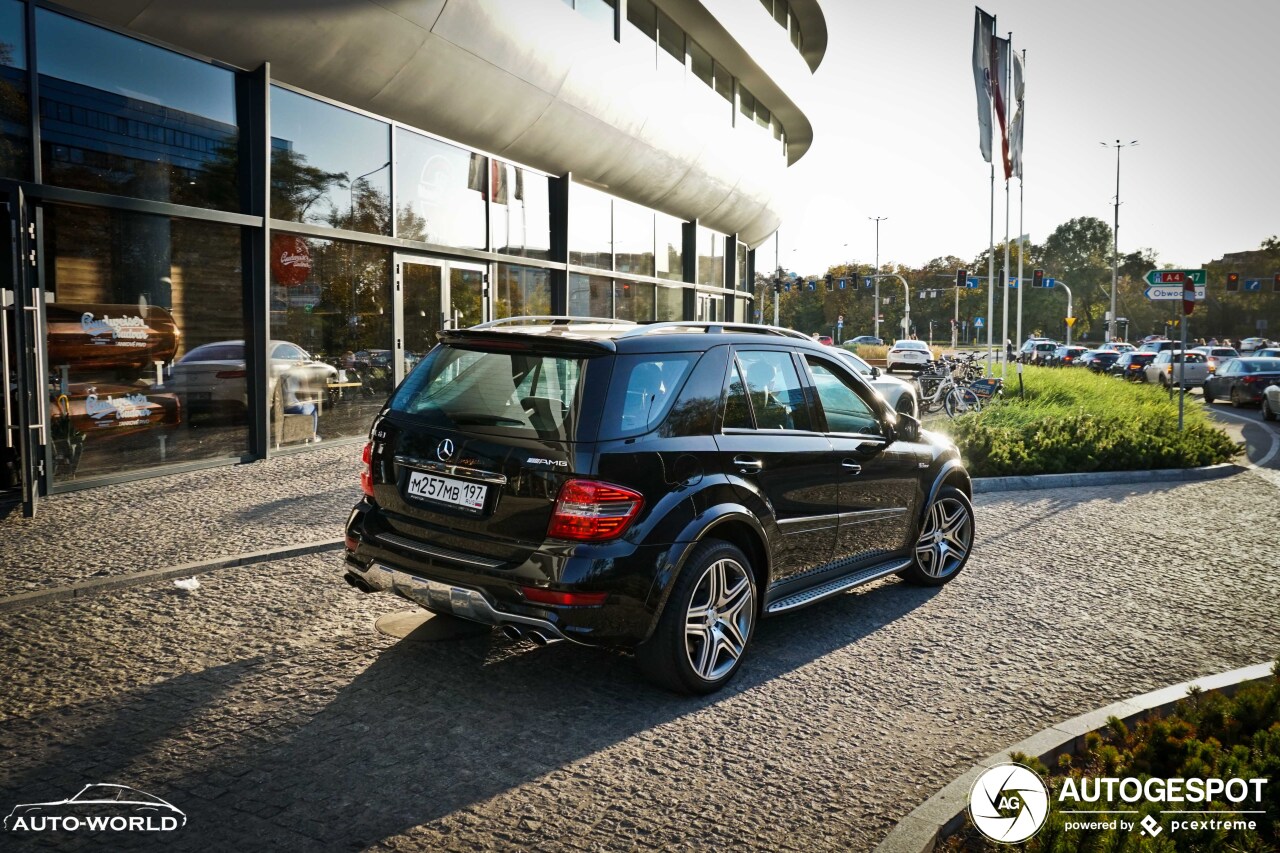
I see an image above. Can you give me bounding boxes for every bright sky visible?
[778,0,1280,276]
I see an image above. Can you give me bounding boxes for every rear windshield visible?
[390,345,588,440]
[1242,359,1280,373]
[1174,353,1206,363]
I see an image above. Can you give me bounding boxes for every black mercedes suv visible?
[343,318,974,694]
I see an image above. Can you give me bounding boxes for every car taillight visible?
[547,479,643,541]
[1242,376,1257,385]
[520,586,608,606]
[215,369,246,379]
[360,442,375,497]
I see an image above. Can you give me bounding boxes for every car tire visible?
[1263,396,1277,421]
[1230,387,1243,408]
[901,485,974,586]
[635,539,756,695]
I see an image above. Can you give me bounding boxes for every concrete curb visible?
[874,660,1277,853]
[972,461,1248,494]
[0,539,344,613]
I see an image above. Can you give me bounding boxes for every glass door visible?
[2,186,46,517]
[395,256,487,382]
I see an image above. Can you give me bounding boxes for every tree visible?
[1040,217,1113,340]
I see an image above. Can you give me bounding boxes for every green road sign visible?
[1143,269,1206,286]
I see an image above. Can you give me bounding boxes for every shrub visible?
[942,366,1239,476]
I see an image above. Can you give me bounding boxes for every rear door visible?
[371,337,607,564]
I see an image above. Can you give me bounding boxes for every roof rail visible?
[616,321,800,339]
[470,315,635,330]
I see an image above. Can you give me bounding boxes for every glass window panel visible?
[755,103,770,129]
[575,0,616,34]
[43,205,246,482]
[737,242,748,290]
[697,226,723,287]
[723,359,751,429]
[656,285,683,321]
[656,9,683,70]
[655,212,684,282]
[568,273,612,318]
[613,198,654,277]
[626,0,656,39]
[491,160,551,259]
[494,263,552,319]
[712,62,732,104]
[270,86,390,234]
[395,128,485,248]
[614,280,654,322]
[0,0,29,180]
[739,350,811,431]
[269,235,391,442]
[807,359,883,436]
[739,86,755,123]
[774,0,789,28]
[36,9,238,209]
[688,39,713,89]
[569,183,612,270]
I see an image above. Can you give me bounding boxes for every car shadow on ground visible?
[0,579,941,850]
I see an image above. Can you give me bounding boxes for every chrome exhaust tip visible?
[343,572,374,593]
[501,625,525,641]
[526,630,562,646]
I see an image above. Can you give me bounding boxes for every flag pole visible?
[1000,32,1013,380]
[987,160,995,375]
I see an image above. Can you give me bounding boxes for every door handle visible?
[733,455,763,473]
[842,460,862,475]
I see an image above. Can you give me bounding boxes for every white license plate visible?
[405,471,488,512]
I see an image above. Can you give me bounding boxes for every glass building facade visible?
[0,0,771,500]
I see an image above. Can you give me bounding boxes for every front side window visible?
[735,350,811,431]
[806,359,883,436]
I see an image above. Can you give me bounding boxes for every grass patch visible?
[943,662,1280,852]
[941,366,1240,476]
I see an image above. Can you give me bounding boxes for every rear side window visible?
[390,345,587,440]
[598,353,698,439]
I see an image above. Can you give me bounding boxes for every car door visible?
[1147,351,1168,383]
[1209,359,1237,398]
[800,352,926,567]
[714,347,837,584]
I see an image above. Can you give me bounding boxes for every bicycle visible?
[916,365,984,418]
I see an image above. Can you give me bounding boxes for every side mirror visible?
[870,366,881,379]
[894,412,921,443]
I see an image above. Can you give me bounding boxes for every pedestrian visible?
[1208,336,1218,346]
[1005,338,1015,363]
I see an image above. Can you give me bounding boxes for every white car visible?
[1097,342,1136,354]
[833,349,920,418]
[1145,350,1208,387]
[1190,346,1239,375]
[164,339,338,415]
[1263,382,1279,421]
[886,339,931,373]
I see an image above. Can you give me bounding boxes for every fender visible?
[920,457,971,527]
[638,503,770,643]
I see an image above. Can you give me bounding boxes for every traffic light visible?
[1274,273,1280,293]
[1032,268,1044,288]
[773,280,782,294]
[825,274,834,291]
[956,268,967,288]
[1226,272,1240,291]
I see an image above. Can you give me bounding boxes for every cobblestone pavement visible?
[0,444,363,597]
[1,474,1277,852]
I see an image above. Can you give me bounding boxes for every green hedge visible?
[945,367,1239,476]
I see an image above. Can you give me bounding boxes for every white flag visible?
[1009,50,1025,179]
[971,7,995,164]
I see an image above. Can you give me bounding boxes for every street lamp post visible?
[869,216,887,341]
[1101,140,1137,342]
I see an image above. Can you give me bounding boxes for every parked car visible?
[342,318,974,694]
[1050,345,1088,367]
[1145,350,1208,387]
[832,348,920,419]
[1263,381,1280,421]
[847,335,883,346]
[814,335,834,346]
[1099,342,1136,354]
[1019,340,1057,364]
[1189,346,1239,375]
[164,339,337,415]
[1110,351,1157,381]
[1239,337,1271,353]
[1079,350,1120,373]
[1139,339,1177,354]
[1252,347,1280,359]
[885,339,932,372]
[1202,358,1280,407]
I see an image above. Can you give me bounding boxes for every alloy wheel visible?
[914,496,973,579]
[684,558,754,682]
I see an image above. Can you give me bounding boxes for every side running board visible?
[765,558,913,615]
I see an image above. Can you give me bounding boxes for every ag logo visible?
[968,762,1050,844]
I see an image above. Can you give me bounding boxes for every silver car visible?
[163,339,338,414]
[834,348,920,419]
